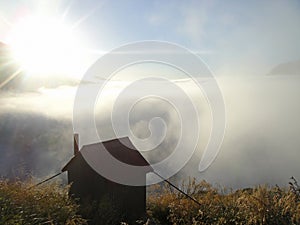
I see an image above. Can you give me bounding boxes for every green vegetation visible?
[0,178,299,224]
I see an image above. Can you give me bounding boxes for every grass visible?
[0,177,299,224]
[0,179,86,225]
[147,178,300,225]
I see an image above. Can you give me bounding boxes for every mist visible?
[189,75,300,188]
[0,71,299,189]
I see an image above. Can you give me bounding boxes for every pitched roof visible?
[62,137,152,172]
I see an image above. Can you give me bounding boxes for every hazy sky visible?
[1,0,300,76]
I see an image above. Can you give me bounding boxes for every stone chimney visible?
[74,133,79,155]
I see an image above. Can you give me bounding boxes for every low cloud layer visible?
[0,74,299,188]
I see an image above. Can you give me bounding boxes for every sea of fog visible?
[0,75,299,189]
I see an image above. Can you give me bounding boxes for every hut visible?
[62,134,152,223]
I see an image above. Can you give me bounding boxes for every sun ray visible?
[0,68,22,89]
[70,1,107,30]
[0,11,12,27]
[61,1,75,22]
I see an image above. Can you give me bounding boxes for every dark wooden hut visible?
[62,134,152,223]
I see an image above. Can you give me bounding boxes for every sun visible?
[7,15,85,78]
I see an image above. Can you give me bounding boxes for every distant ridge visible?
[268,60,300,76]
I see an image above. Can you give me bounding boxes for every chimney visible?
[74,133,79,155]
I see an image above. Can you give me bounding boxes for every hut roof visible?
[62,137,152,172]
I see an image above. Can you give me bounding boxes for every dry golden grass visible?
[0,179,87,225]
[1,177,299,224]
[147,178,300,225]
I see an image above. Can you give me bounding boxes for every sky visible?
[0,0,300,188]
[1,0,300,76]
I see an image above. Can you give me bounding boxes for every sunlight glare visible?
[7,16,85,78]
